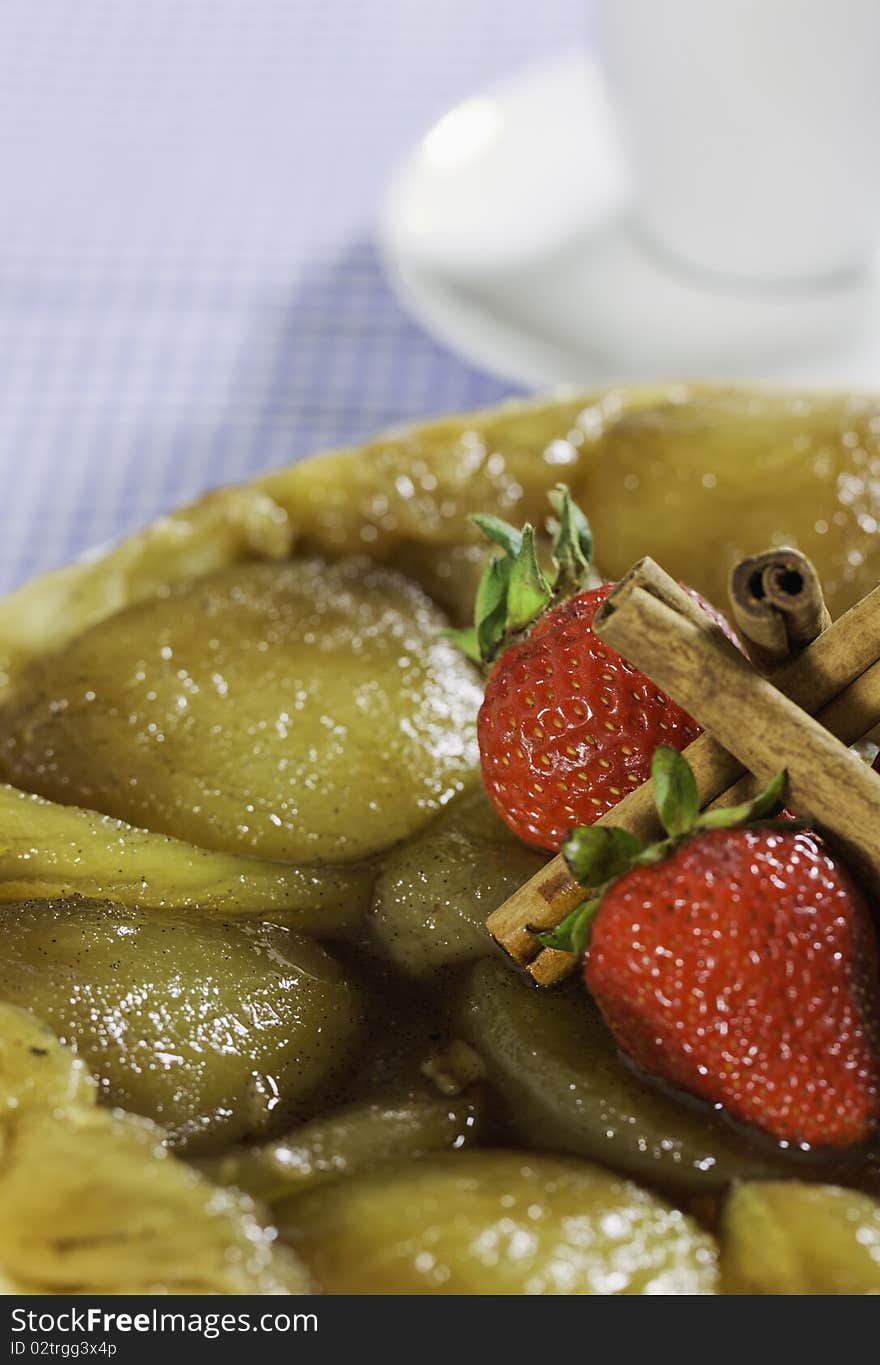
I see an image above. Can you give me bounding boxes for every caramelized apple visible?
[722,1182,880,1294]
[203,1089,483,1203]
[578,388,880,615]
[278,1150,718,1294]
[0,1001,307,1294]
[370,787,545,978]
[0,782,373,934]
[0,558,481,862]
[0,898,364,1151]
[461,960,797,1191]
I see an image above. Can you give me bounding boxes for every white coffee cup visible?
[593,0,880,283]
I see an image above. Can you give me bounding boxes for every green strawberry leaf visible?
[452,488,599,665]
[549,485,593,593]
[534,896,601,954]
[652,744,700,838]
[506,525,552,631]
[633,838,675,868]
[474,555,513,660]
[470,513,523,559]
[562,824,642,887]
[474,552,509,621]
[696,769,787,831]
[534,756,793,961]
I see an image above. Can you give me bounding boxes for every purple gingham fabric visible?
[0,1,585,591]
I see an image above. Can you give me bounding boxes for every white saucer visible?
[378,49,880,389]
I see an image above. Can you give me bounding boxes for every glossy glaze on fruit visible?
[0,558,481,862]
[0,386,879,1294]
[0,898,365,1151]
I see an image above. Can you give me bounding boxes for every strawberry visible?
[450,487,735,851]
[540,748,880,1149]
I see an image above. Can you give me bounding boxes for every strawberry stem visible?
[447,486,596,666]
[534,896,601,954]
[506,525,552,631]
[535,747,789,957]
[549,485,593,596]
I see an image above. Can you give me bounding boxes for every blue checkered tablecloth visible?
[0,1,586,593]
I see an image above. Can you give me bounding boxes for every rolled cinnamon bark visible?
[709,657,880,811]
[596,585,880,899]
[486,558,880,986]
[729,546,832,669]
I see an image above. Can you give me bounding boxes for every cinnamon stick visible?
[486,559,880,985]
[729,546,832,669]
[522,657,880,988]
[596,585,880,899]
[708,657,880,812]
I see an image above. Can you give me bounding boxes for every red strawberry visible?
[542,748,880,1149]
[479,582,731,851]
[448,487,736,852]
